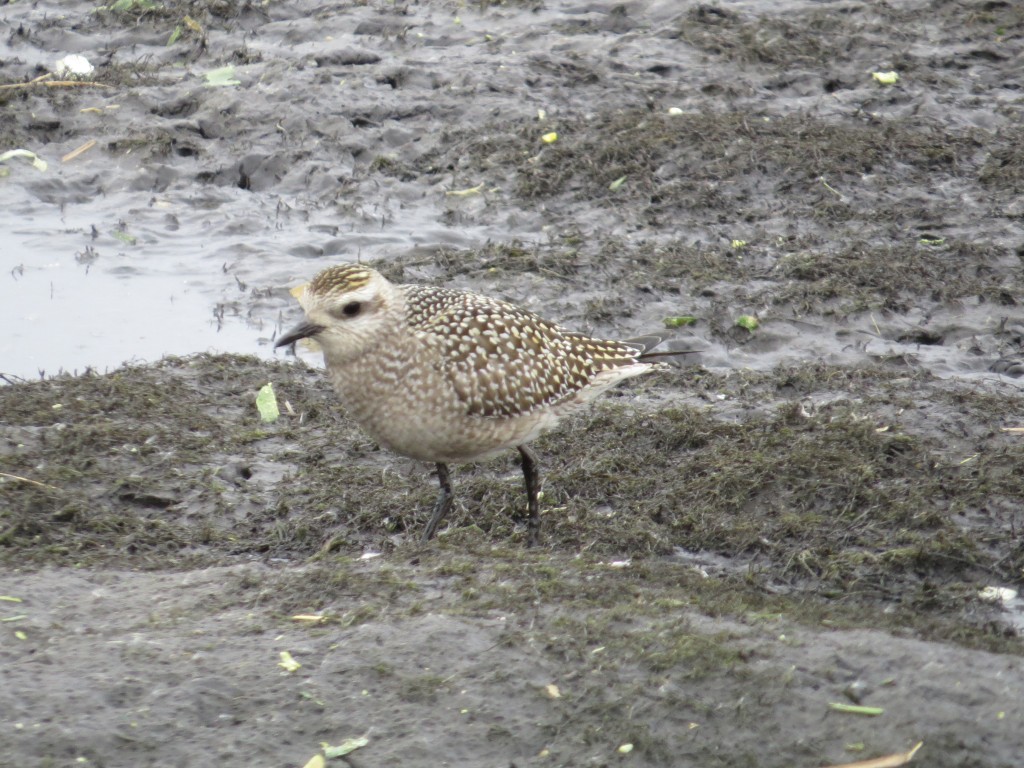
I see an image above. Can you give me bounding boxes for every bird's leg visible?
[517,445,541,546]
[422,462,453,541]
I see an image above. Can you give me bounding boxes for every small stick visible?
[62,140,97,163]
[0,73,112,91]
[0,472,59,491]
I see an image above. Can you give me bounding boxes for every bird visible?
[275,263,672,545]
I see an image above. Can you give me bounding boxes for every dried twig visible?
[823,742,923,768]
[62,140,98,163]
[0,73,112,91]
[0,472,60,491]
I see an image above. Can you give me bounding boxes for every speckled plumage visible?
[276,263,667,544]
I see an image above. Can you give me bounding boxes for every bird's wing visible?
[404,286,640,418]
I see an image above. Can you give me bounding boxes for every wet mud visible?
[2,1,1024,766]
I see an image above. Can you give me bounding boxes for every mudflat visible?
[2,2,1023,766]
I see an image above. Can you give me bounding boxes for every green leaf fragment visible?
[109,0,157,10]
[256,383,280,423]
[322,736,369,758]
[608,175,627,191]
[0,149,48,172]
[735,315,759,331]
[664,316,696,328]
[829,702,884,716]
[205,65,241,87]
[278,650,301,672]
[445,183,484,197]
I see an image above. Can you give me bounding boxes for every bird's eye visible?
[328,301,364,320]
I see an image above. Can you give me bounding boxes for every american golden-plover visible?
[276,263,671,545]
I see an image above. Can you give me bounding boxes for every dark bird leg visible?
[422,462,453,541]
[518,445,541,546]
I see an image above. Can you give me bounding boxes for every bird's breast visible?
[322,350,565,463]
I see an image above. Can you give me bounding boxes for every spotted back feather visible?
[402,285,646,418]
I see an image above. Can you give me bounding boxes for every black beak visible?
[275,321,326,349]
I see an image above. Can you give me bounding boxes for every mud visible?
[2,1,1024,766]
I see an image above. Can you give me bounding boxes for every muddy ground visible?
[3,0,1024,766]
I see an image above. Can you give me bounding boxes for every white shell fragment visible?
[54,54,94,77]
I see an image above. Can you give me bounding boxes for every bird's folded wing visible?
[406,288,638,418]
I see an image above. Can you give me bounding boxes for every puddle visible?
[1,206,261,377]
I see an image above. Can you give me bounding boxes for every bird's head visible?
[275,265,398,362]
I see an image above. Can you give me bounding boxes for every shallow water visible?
[3,216,250,376]
[0,101,535,378]
[4,0,1021,391]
